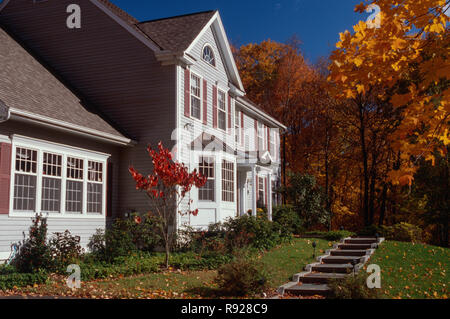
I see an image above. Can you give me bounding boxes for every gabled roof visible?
[136,11,217,52]
[0,27,131,144]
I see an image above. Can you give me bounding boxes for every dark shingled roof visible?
[136,11,217,52]
[0,27,127,139]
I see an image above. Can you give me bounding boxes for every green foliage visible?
[304,230,356,241]
[49,230,84,269]
[78,253,160,281]
[215,255,269,296]
[272,205,304,235]
[0,270,48,291]
[281,173,330,229]
[0,264,16,276]
[88,216,161,262]
[169,252,232,271]
[328,273,380,299]
[13,214,53,273]
[384,223,422,243]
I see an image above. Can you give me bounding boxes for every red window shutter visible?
[106,162,113,218]
[240,111,244,145]
[0,143,12,215]
[267,126,271,154]
[184,69,190,118]
[212,85,218,128]
[203,79,208,125]
[254,119,258,151]
[264,177,268,206]
[227,95,232,134]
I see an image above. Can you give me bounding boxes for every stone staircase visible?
[278,237,384,297]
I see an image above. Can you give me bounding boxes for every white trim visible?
[9,135,109,219]
[236,98,286,130]
[0,134,11,144]
[189,71,204,123]
[185,11,245,92]
[217,88,227,132]
[201,43,217,68]
[9,108,134,146]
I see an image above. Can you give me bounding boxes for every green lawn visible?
[261,237,334,287]
[369,241,449,299]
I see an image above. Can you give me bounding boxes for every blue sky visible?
[110,0,370,64]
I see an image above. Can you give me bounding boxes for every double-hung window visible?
[13,148,38,211]
[235,110,240,144]
[190,73,201,120]
[269,129,275,158]
[221,160,234,202]
[218,90,226,131]
[198,156,215,201]
[87,161,103,214]
[257,122,265,151]
[11,139,107,216]
[258,176,265,206]
[41,152,62,213]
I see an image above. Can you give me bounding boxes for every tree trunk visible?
[358,100,370,226]
[379,183,387,226]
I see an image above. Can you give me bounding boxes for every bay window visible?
[11,140,107,217]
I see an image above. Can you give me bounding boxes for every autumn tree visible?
[129,142,206,268]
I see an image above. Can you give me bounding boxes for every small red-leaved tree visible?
[129,142,206,268]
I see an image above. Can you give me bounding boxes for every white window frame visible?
[257,122,265,151]
[258,176,265,206]
[201,44,216,67]
[221,159,234,202]
[235,109,241,145]
[198,156,215,202]
[190,72,202,121]
[269,129,276,159]
[217,89,227,132]
[9,135,109,219]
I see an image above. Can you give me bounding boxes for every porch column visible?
[267,172,273,221]
[251,166,257,217]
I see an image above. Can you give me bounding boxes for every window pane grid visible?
[13,174,36,211]
[221,160,234,202]
[66,180,83,213]
[88,161,103,183]
[67,157,83,180]
[199,157,215,201]
[43,152,62,177]
[87,183,102,214]
[41,177,61,213]
[15,147,37,174]
[191,74,201,120]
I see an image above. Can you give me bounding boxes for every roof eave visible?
[236,97,287,130]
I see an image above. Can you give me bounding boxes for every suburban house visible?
[0,0,285,261]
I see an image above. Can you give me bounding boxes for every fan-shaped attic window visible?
[202,45,216,66]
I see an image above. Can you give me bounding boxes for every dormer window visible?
[202,45,216,66]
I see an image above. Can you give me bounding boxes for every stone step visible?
[330,249,368,256]
[337,243,373,250]
[299,273,348,284]
[311,264,354,274]
[345,238,378,244]
[321,256,362,264]
[284,283,331,296]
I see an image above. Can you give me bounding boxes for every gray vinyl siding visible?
[0,216,105,255]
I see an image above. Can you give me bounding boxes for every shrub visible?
[272,205,304,235]
[223,215,286,251]
[384,223,422,243]
[328,273,380,299]
[303,230,355,241]
[0,270,48,291]
[88,216,162,262]
[13,214,53,273]
[49,230,84,269]
[0,264,16,276]
[215,255,269,296]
